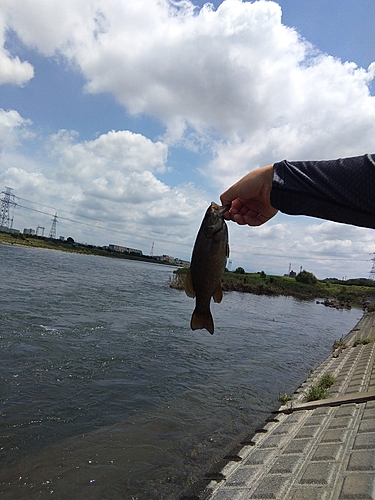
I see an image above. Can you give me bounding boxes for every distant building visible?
[175,259,190,267]
[23,228,35,235]
[154,254,174,263]
[284,270,297,278]
[108,244,143,256]
[1,226,19,234]
[154,254,190,266]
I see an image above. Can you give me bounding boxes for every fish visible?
[185,202,230,334]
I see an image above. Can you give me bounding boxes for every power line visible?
[14,197,132,236]
[14,199,167,247]
[16,203,54,218]
[15,203,117,233]
[15,195,108,223]
[14,195,57,212]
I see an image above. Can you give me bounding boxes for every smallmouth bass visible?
[185,202,230,334]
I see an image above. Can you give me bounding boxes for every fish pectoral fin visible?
[184,269,196,298]
[191,309,214,335]
[212,283,223,304]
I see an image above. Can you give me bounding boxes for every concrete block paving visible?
[198,312,375,500]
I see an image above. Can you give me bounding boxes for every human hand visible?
[220,165,278,226]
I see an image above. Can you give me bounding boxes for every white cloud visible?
[3,0,372,190]
[1,0,97,58]
[48,129,168,182]
[71,0,308,138]
[0,120,209,254]
[304,221,375,258]
[0,8,34,85]
[0,108,31,153]
[225,217,375,279]
[208,54,375,187]
[1,1,374,168]
[0,46,34,86]
[87,170,169,204]
[306,221,372,240]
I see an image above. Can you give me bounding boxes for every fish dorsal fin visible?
[213,282,223,304]
[184,269,196,298]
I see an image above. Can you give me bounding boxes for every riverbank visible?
[171,267,375,307]
[195,311,375,500]
[0,231,173,266]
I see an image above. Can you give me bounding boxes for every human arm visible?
[220,154,375,229]
[271,154,375,229]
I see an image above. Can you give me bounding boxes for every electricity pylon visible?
[370,254,375,281]
[0,187,17,229]
[49,212,58,239]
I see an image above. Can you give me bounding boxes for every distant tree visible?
[234,266,245,274]
[295,270,318,285]
[66,237,75,244]
[346,278,375,287]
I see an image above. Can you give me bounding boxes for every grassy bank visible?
[0,231,171,266]
[171,267,375,307]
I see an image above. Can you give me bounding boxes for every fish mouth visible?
[217,204,231,215]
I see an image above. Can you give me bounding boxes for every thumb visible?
[220,184,239,208]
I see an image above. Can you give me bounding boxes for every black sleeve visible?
[270,154,375,229]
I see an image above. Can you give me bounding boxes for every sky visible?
[0,0,374,279]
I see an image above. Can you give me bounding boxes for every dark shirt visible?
[270,154,375,229]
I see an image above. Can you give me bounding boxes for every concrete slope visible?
[193,312,375,500]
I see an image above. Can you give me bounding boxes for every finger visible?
[231,212,272,227]
[220,190,231,207]
[239,206,259,218]
[220,183,240,207]
[232,215,248,225]
[229,204,260,223]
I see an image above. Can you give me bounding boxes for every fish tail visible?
[190,309,214,335]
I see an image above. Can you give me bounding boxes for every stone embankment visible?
[316,298,352,310]
[182,312,375,500]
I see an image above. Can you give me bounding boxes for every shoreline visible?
[171,268,375,307]
[0,232,175,267]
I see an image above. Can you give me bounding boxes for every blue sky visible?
[0,0,374,278]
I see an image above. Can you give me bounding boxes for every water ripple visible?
[0,244,362,499]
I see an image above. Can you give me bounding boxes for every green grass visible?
[332,337,348,351]
[305,373,335,402]
[222,272,329,298]
[353,337,372,347]
[173,267,375,304]
[332,337,348,358]
[278,392,290,405]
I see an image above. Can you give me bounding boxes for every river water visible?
[0,244,362,499]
